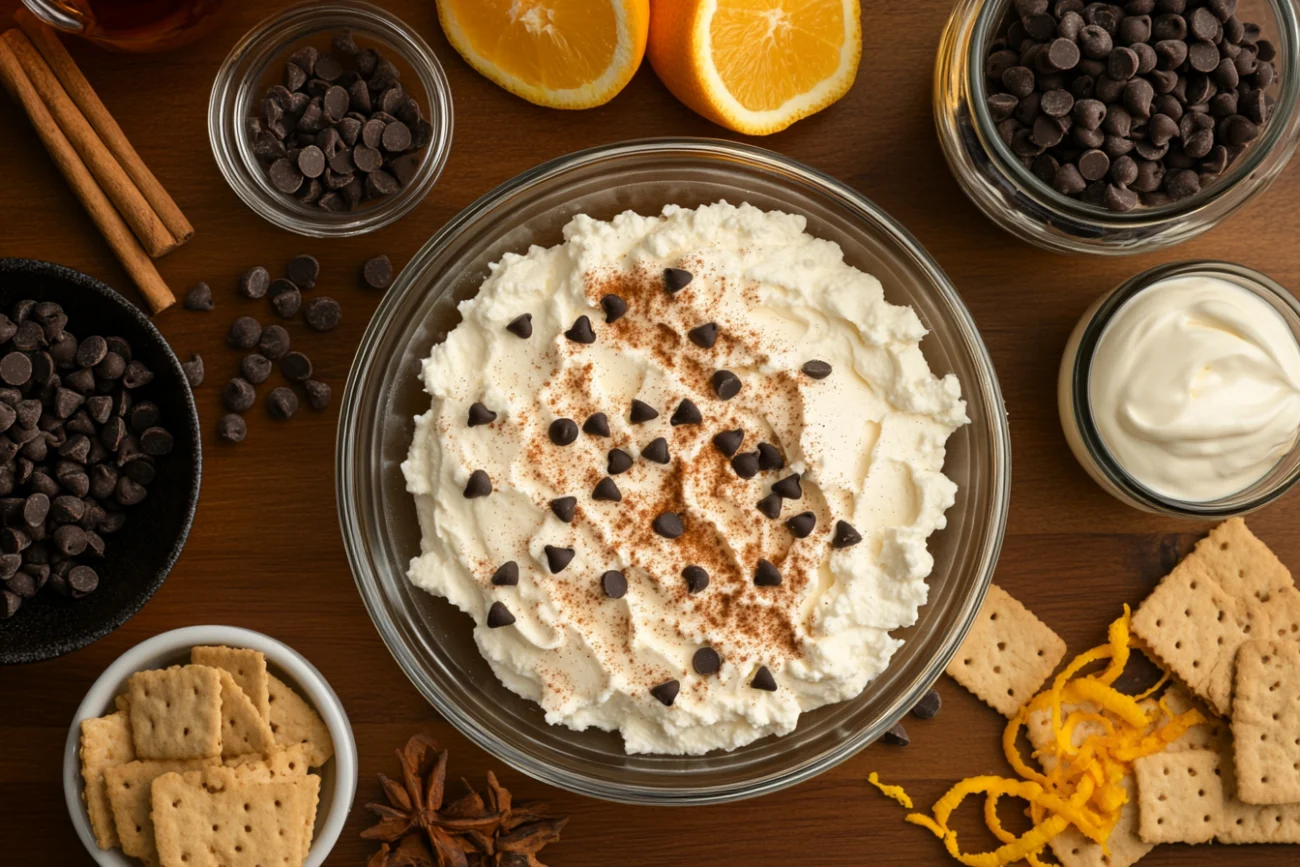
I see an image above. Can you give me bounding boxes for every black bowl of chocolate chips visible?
[0,259,200,664]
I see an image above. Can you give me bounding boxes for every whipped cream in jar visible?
[1060,262,1300,517]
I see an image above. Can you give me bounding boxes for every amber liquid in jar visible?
[32,0,226,52]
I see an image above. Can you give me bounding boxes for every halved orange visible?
[648,0,862,135]
[436,0,650,109]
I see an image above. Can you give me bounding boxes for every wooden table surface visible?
[1,1,1298,864]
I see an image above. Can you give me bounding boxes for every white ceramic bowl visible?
[63,626,357,867]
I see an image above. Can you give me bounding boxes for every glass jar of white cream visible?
[1060,261,1300,517]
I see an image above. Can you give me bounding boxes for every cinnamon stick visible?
[0,38,175,314]
[13,7,194,251]
[2,29,177,258]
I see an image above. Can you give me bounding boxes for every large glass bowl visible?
[336,139,1011,804]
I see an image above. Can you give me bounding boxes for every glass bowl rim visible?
[207,0,453,238]
[335,136,1011,804]
[1069,259,1300,517]
[966,0,1300,224]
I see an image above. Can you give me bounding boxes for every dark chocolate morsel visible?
[592,477,622,502]
[544,545,575,573]
[756,442,784,471]
[600,294,627,323]
[883,722,910,746]
[713,429,743,457]
[754,558,782,586]
[832,520,863,548]
[564,315,596,344]
[652,511,684,539]
[687,322,718,348]
[491,561,518,586]
[772,474,803,499]
[757,493,782,519]
[607,448,633,475]
[670,399,702,426]
[785,511,816,538]
[731,451,759,479]
[693,647,721,676]
[642,437,670,464]
[650,680,680,706]
[486,601,515,628]
[506,314,533,338]
[663,268,693,294]
[601,570,628,599]
[548,418,579,446]
[630,399,659,423]
[801,360,832,379]
[582,412,610,437]
[463,469,492,498]
[750,666,778,691]
[550,496,577,522]
[711,370,741,400]
[683,565,709,594]
[468,402,497,427]
[912,688,943,720]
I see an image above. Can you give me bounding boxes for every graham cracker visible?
[79,711,136,849]
[1160,682,1232,754]
[1132,519,1299,717]
[102,758,218,863]
[1133,749,1222,844]
[150,767,320,867]
[128,665,224,760]
[1231,639,1300,805]
[216,669,275,758]
[267,673,334,767]
[945,584,1066,718]
[192,646,270,721]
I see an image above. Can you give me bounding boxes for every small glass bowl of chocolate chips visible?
[209,0,453,237]
[936,0,1299,254]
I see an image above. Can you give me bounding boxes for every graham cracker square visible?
[267,673,334,767]
[224,743,312,783]
[102,758,218,863]
[79,711,136,849]
[1231,638,1300,805]
[1133,749,1223,845]
[128,665,223,760]
[192,646,270,721]
[945,584,1066,718]
[216,669,275,758]
[151,767,320,867]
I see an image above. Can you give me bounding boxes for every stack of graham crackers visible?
[946,518,1300,865]
[79,645,334,867]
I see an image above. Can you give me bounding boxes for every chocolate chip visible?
[642,437,670,464]
[463,469,492,498]
[223,378,256,413]
[582,412,610,437]
[53,387,83,419]
[687,322,718,348]
[801,360,832,379]
[122,360,154,390]
[543,545,574,573]
[693,647,721,676]
[713,429,743,457]
[832,520,862,548]
[1078,148,1111,180]
[281,351,313,382]
[67,565,98,597]
[650,680,680,706]
[491,561,518,585]
[362,255,394,290]
[304,297,342,332]
[757,493,782,519]
[663,268,693,294]
[731,451,759,479]
[182,354,204,388]
[600,294,627,323]
[601,570,627,599]
[592,477,622,502]
[486,601,515,628]
[785,511,816,538]
[548,418,578,446]
[0,353,29,388]
[140,428,173,456]
[912,688,943,720]
[506,314,532,338]
[22,493,48,527]
[883,722,910,746]
[683,565,709,593]
[754,559,782,587]
[267,386,299,420]
[241,354,272,384]
[468,402,497,427]
[670,399,701,426]
[218,414,247,442]
[258,324,291,360]
[652,512,684,539]
[271,285,302,318]
[564,315,596,344]
[607,448,633,475]
[550,496,577,522]
[1046,36,1081,70]
[630,399,658,423]
[756,442,784,471]
[268,157,303,193]
[772,473,802,499]
[751,666,777,691]
[711,370,741,400]
[228,317,262,349]
[185,281,215,310]
[305,379,332,411]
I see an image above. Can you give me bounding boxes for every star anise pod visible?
[363,736,568,867]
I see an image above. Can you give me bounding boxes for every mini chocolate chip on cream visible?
[402,203,966,755]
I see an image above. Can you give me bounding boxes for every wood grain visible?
[1,1,1299,864]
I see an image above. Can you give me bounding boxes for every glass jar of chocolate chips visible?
[209,1,453,237]
[935,0,1300,254]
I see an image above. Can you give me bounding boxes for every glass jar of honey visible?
[21,0,226,52]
